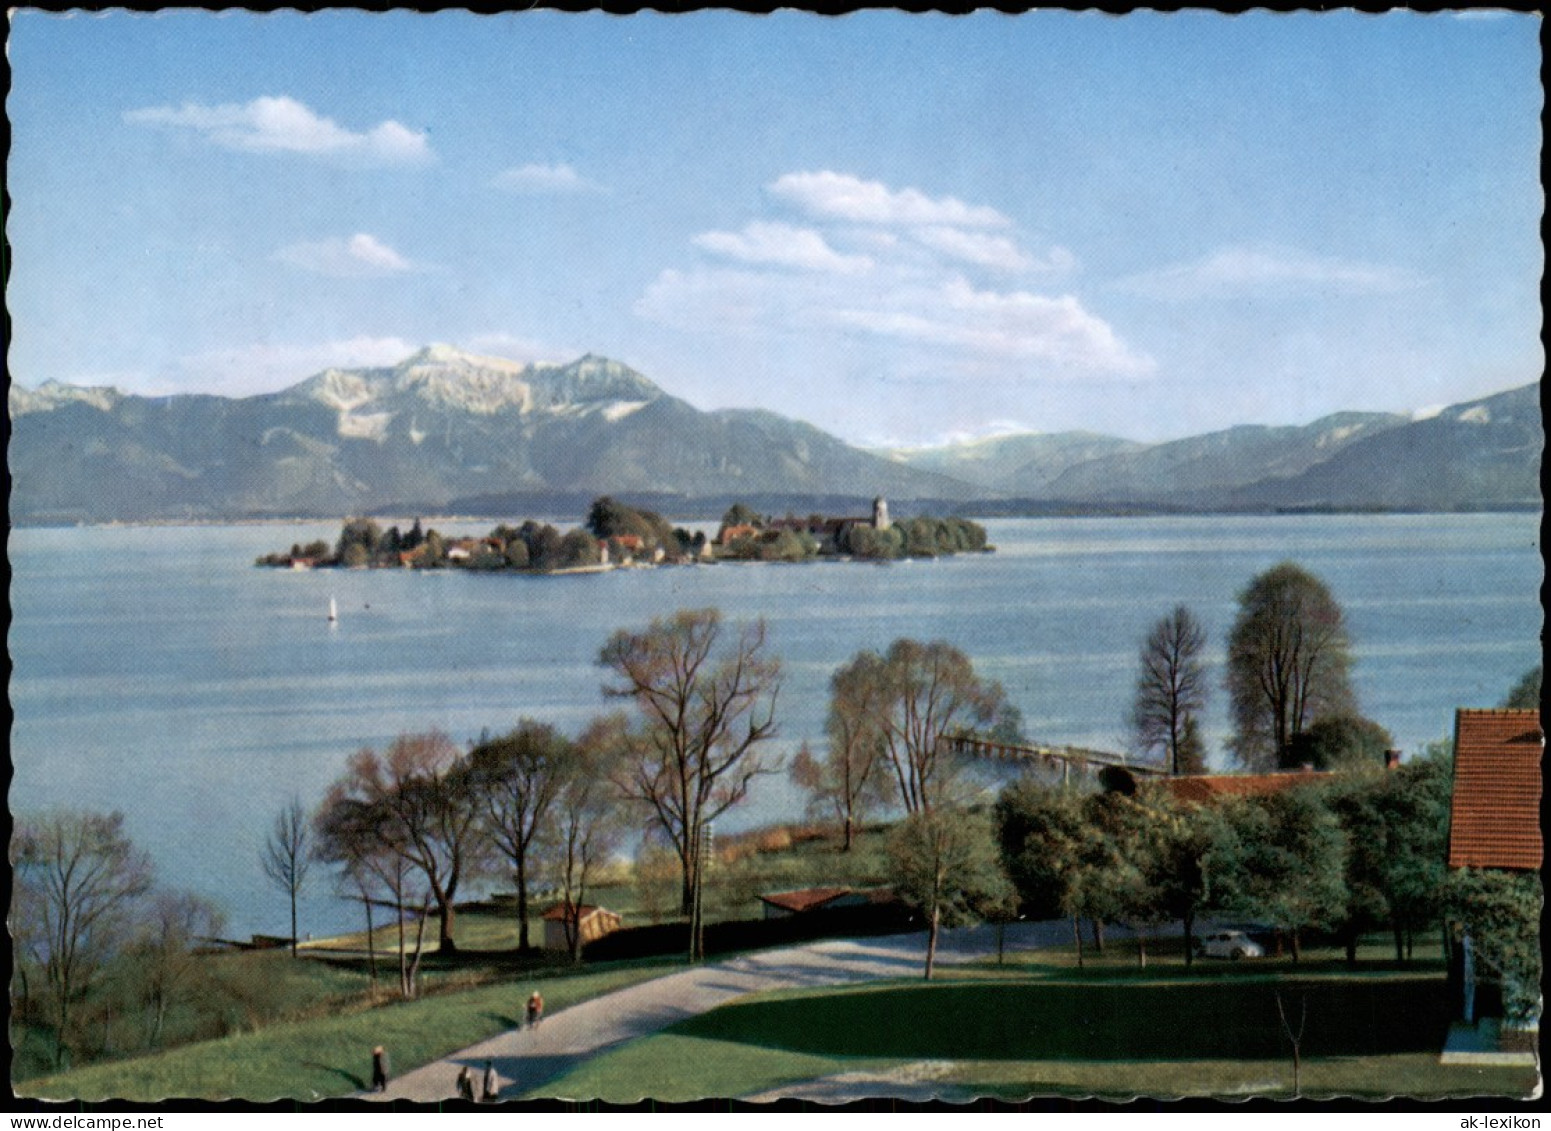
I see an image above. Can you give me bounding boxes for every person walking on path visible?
[371,1045,390,1092]
[526,991,544,1029]
[481,1059,499,1102]
[456,1066,475,1102]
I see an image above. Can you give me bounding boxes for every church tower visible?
[872,496,890,531]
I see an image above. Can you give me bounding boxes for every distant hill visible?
[880,385,1539,512]
[7,346,978,523]
[8,345,1539,522]
[1209,384,1542,511]
[875,432,1143,493]
[1036,411,1410,502]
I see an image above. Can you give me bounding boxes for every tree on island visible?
[1226,563,1356,770]
[337,518,386,567]
[718,502,763,535]
[587,496,676,552]
[1131,605,1209,774]
[599,607,782,916]
[261,796,313,958]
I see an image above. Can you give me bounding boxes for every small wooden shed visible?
[540,902,622,951]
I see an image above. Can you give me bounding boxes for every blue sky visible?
[7,10,1542,445]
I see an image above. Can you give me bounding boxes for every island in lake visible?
[257,495,993,573]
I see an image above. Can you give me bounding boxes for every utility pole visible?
[689,821,714,962]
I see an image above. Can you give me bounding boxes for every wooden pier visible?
[939,734,1167,783]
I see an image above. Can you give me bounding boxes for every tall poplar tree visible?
[1132,605,1209,774]
[1226,562,1355,770]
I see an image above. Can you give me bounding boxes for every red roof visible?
[720,524,760,545]
[1448,709,1542,871]
[757,887,852,913]
[1161,770,1332,804]
[539,902,611,922]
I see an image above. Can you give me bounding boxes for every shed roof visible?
[757,886,853,913]
[1448,709,1542,871]
[539,902,615,922]
[1160,769,1331,804]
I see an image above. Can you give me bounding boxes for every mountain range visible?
[7,345,1541,523]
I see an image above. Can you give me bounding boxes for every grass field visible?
[20,959,678,1102]
[528,945,1538,1102]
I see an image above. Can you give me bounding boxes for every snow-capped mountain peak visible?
[8,379,125,417]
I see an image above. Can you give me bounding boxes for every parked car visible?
[1194,929,1264,960]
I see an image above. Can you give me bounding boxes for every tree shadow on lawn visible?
[302,1060,366,1090]
[673,977,1451,1062]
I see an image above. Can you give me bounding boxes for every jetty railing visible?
[938,734,1168,782]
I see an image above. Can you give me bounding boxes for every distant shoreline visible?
[11,502,1542,531]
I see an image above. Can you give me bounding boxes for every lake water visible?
[8,513,1542,938]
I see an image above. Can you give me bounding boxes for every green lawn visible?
[21,960,678,1103]
[529,963,1537,1102]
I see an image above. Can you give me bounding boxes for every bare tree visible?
[599,607,781,916]
[1131,605,1209,774]
[318,732,488,955]
[865,639,1007,814]
[792,651,894,850]
[134,891,224,1047]
[545,718,626,963]
[11,810,153,1067]
[313,790,432,998]
[261,796,313,957]
[1227,562,1355,770]
[467,721,571,952]
[1275,991,1309,1097]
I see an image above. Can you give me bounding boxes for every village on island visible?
[257,495,992,573]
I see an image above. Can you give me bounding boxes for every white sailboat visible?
[327,596,338,624]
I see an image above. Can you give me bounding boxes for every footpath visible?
[370,919,1138,1104]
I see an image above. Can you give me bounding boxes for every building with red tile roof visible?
[1447,708,1542,872]
[757,886,895,919]
[1159,768,1333,805]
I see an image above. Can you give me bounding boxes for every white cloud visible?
[639,169,1144,382]
[274,233,418,277]
[910,226,1036,272]
[491,163,603,194]
[125,96,433,166]
[770,170,1011,229]
[637,265,1151,379]
[824,277,1153,374]
[175,336,419,394]
[1119,244,1425,300]
[693,222,872,274]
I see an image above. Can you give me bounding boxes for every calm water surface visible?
[8,513,1541,936]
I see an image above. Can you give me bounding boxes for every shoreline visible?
[12,502,1542,532]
